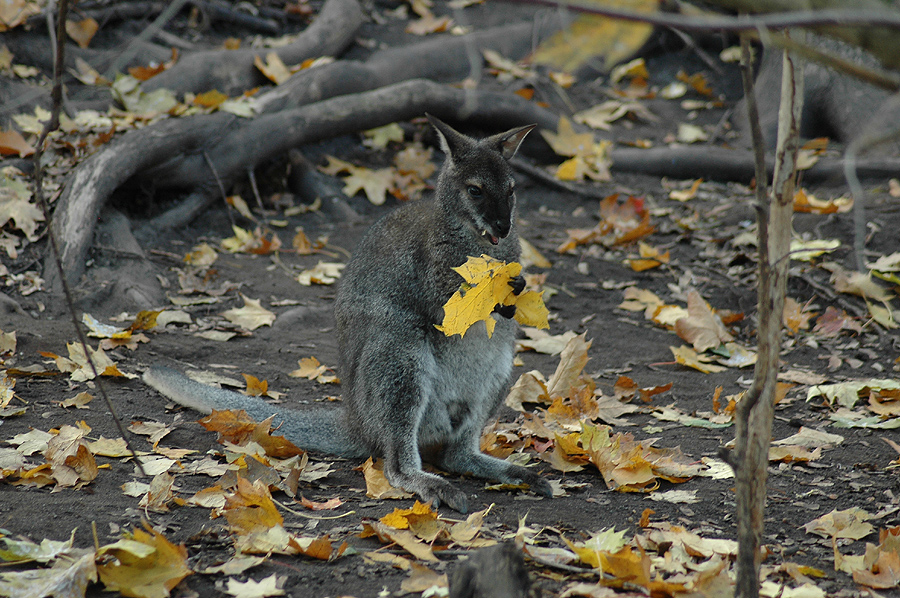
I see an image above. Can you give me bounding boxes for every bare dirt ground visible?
[2,2,900,597]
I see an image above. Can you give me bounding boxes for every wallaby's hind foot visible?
[383,458,470,513]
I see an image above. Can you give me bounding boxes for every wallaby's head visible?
[427,114,535,245]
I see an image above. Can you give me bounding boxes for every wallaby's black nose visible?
[495,220,510,238]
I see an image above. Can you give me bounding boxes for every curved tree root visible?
[142,0,365,96]
[45,80,559,292]
[255,20,561,114]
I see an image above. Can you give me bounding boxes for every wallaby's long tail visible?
[143,366,365,458]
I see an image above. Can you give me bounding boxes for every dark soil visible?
[2,2,900,597]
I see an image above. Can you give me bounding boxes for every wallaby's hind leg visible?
[382,444,470,513]
[356,343,471,513]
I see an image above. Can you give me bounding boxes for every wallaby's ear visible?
[491,124,536,160]
[426,113,470,160]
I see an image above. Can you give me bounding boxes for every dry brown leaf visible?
[361,457,413,500]
[804,508,874,540]
[0,129,34,157]
[289,356,339,384]
[65,18,99,48]
[360,520,438,562]
[670,345,726,374]
[674,290,733,352]
[222,295,276,331]
[783,297,817,335]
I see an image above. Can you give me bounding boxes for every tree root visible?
[142,0,364,96]
[45,80,559,292]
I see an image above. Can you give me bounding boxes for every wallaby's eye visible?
[467,185,483,198]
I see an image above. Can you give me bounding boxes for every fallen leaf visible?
[0,129,34,157]
[793,189,852,214]
[96,527,191,595]
[772,426,844,449]
[627,241,669,272]
[362,457,413,500]
[289,356,338,384]
[225,573,285,598]
[812,306,862,338]
[0,168,43,240]
[65,18,99,48]
[363,123,404,148]
[242,374,268,397]
[670,345,726,374]
[783,297,817,334]
[60,391,92,409]
[296,262,344,286]
[804,508,874,540]
[360,520,438,562]
[406,14,453,36]
[342,166,395,205]
[531,1,656,73]
[677,70,713,96]
[254,52,292,84]
[222,295,276,330]
[668,178,702,202]
[674,291,733,352]
[676,123,708,143]
[790,238,841,262]
[400,562,447,595]
[808,379,900,409]
[516,328,578,355]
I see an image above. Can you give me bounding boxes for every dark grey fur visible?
[144,115,551,512]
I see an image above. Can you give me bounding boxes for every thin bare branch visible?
[32,0,147,477]
[505,0,900,32]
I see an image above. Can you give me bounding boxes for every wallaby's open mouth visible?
[482,230,501,245]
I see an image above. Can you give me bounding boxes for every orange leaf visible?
[199,410,259,444]
[0,129,34,157]
[65,18,98,49]
[193,89,228,108]
[242,373,268,397]
[300,496,343,511]
[676,70,713,97]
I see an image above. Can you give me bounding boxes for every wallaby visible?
[144,115,552,513]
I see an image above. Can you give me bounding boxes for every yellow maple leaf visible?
[380,501,438,530]
[436,255,548,338]
[242,373,268,397]
[540,116,595,157]
[342,167,395,206]
[96,525,192,598]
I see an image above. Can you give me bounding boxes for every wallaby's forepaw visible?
[492,303,516,319]
[509,275,526,295]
